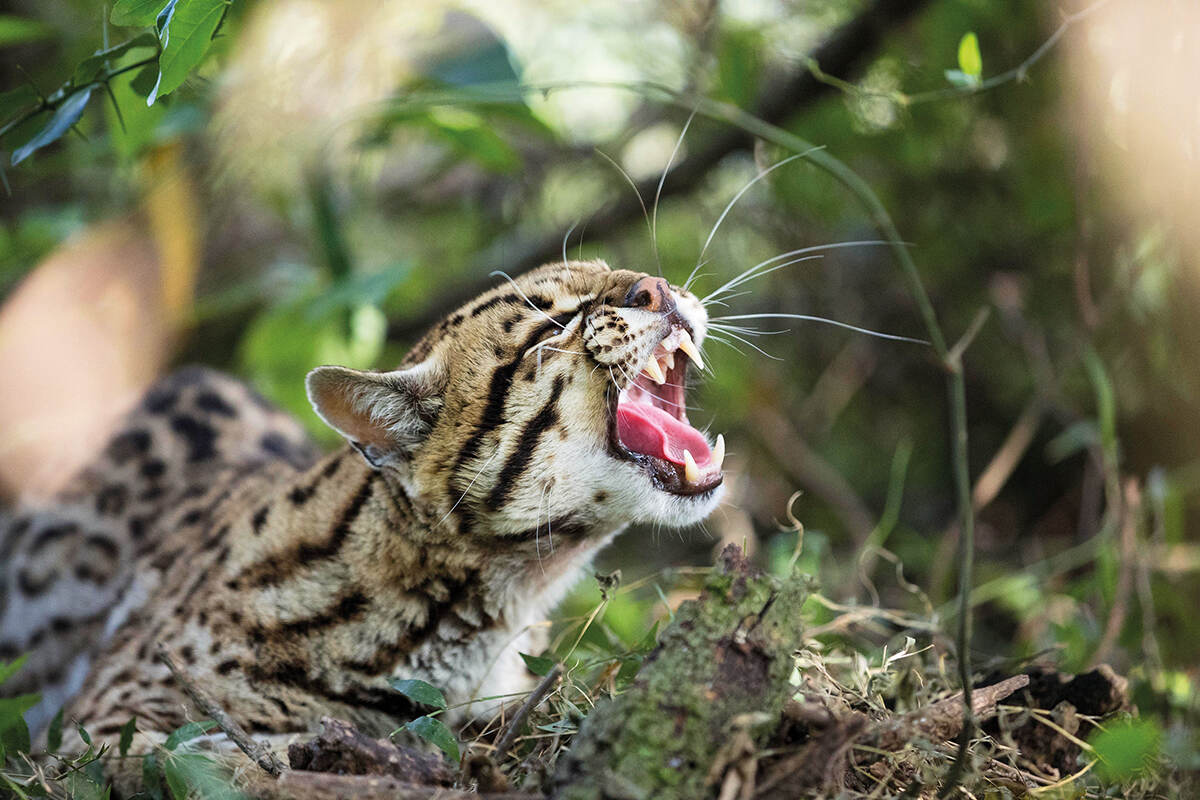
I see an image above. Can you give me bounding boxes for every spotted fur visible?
[0,260,720,756]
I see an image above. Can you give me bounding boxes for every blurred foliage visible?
[2,0,1199,795]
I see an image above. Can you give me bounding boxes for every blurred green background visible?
[1,0,1198,787]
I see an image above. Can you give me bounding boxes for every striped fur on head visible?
[309,259,723,547]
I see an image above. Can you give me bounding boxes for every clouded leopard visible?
[0,260,723,756]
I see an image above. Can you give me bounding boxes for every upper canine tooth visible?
[713,434,725,471]
[678,331,705,371]
[643,356,666,384]
[683,449,700,484]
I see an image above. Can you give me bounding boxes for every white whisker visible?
[703,255,823,307]
[708,323,789,337]
[439,448,501,527]
[561,221,579,269]
[686,149,820,290]
[700,240,893,305]
[711,313,930,345]
[707,327,782,360]
[595,148,658,275]
[489,270,566,329]
[704,332,747,356]
[653,109,696,268]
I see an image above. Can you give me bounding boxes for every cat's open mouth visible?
[609,325,724,496]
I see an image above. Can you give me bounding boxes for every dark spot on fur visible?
[181,508,205,526]
[74,563,104,584]
[593,491,608,503]
[18,568,54,596]
[139,487,165,502]
[142,387,179,413]
[196,391,237,417]
[260,432,292,460]
[170,414,218,462]
[31,523,78,552]
[84,534,120,561]
[252,505,269,534]
[140,459,166,479]
[96,484,128,515]
[105,429,152,465]
[128,516,150,540]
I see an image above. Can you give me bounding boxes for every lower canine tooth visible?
[683,449,700,484]
[643,357,666,384]
[713,434,725,471]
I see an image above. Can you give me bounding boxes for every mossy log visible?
[551,544,808,800]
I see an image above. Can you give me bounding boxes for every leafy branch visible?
[0,0,230,168]
[805,0,1117,107]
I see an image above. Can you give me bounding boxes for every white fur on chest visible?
[400,535,616,723]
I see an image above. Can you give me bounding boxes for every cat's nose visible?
[623,276,675,313]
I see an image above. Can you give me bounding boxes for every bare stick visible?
[156,643,287,777]
[493,663,564,757]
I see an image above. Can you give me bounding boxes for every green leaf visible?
[389,678,447,709]
[0,711,32,755]
[76,721,93,745]
[73,33,160,85]
[163,759,190,800]
[164,752,244,800]
[0,693,37,755]
[519,652,556,677]
[957,32,982,81]
[0,654,28,686]
[404,715,460,762]
[0,15,54,48]
[143,751,166,800]
[148,0,227,105]
[164,719,216,750]
[46,706,64,751]
[1046,419,1100,463]
[112,0,170,27]
[1091,717,1162,782]
[63,770,111,800]
[11,86,94,165]
[119,717,137,757]
[424,107,520,173]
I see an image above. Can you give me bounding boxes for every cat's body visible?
[0,261,724,754]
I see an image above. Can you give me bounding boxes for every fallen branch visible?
[156,642,287,777]
[494,662,564,758]
[247,770,542,800]
[287,717,452,786]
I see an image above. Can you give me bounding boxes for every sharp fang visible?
[678,331,705,371]
[642,356,666,384]
[662,351,676,370]
[712,434,725,471]
[683,449,700,484]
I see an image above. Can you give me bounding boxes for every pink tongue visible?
[617,402,713,466]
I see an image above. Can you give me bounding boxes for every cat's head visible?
[307,260,723,544]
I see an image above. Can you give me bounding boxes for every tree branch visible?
[156,643,287,778]
[387,0,931,341]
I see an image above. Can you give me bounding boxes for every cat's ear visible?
[306,362,445,468]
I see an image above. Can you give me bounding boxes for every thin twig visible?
[155,643,287,777]
[945,307,991,371]
[493,663,564,758]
